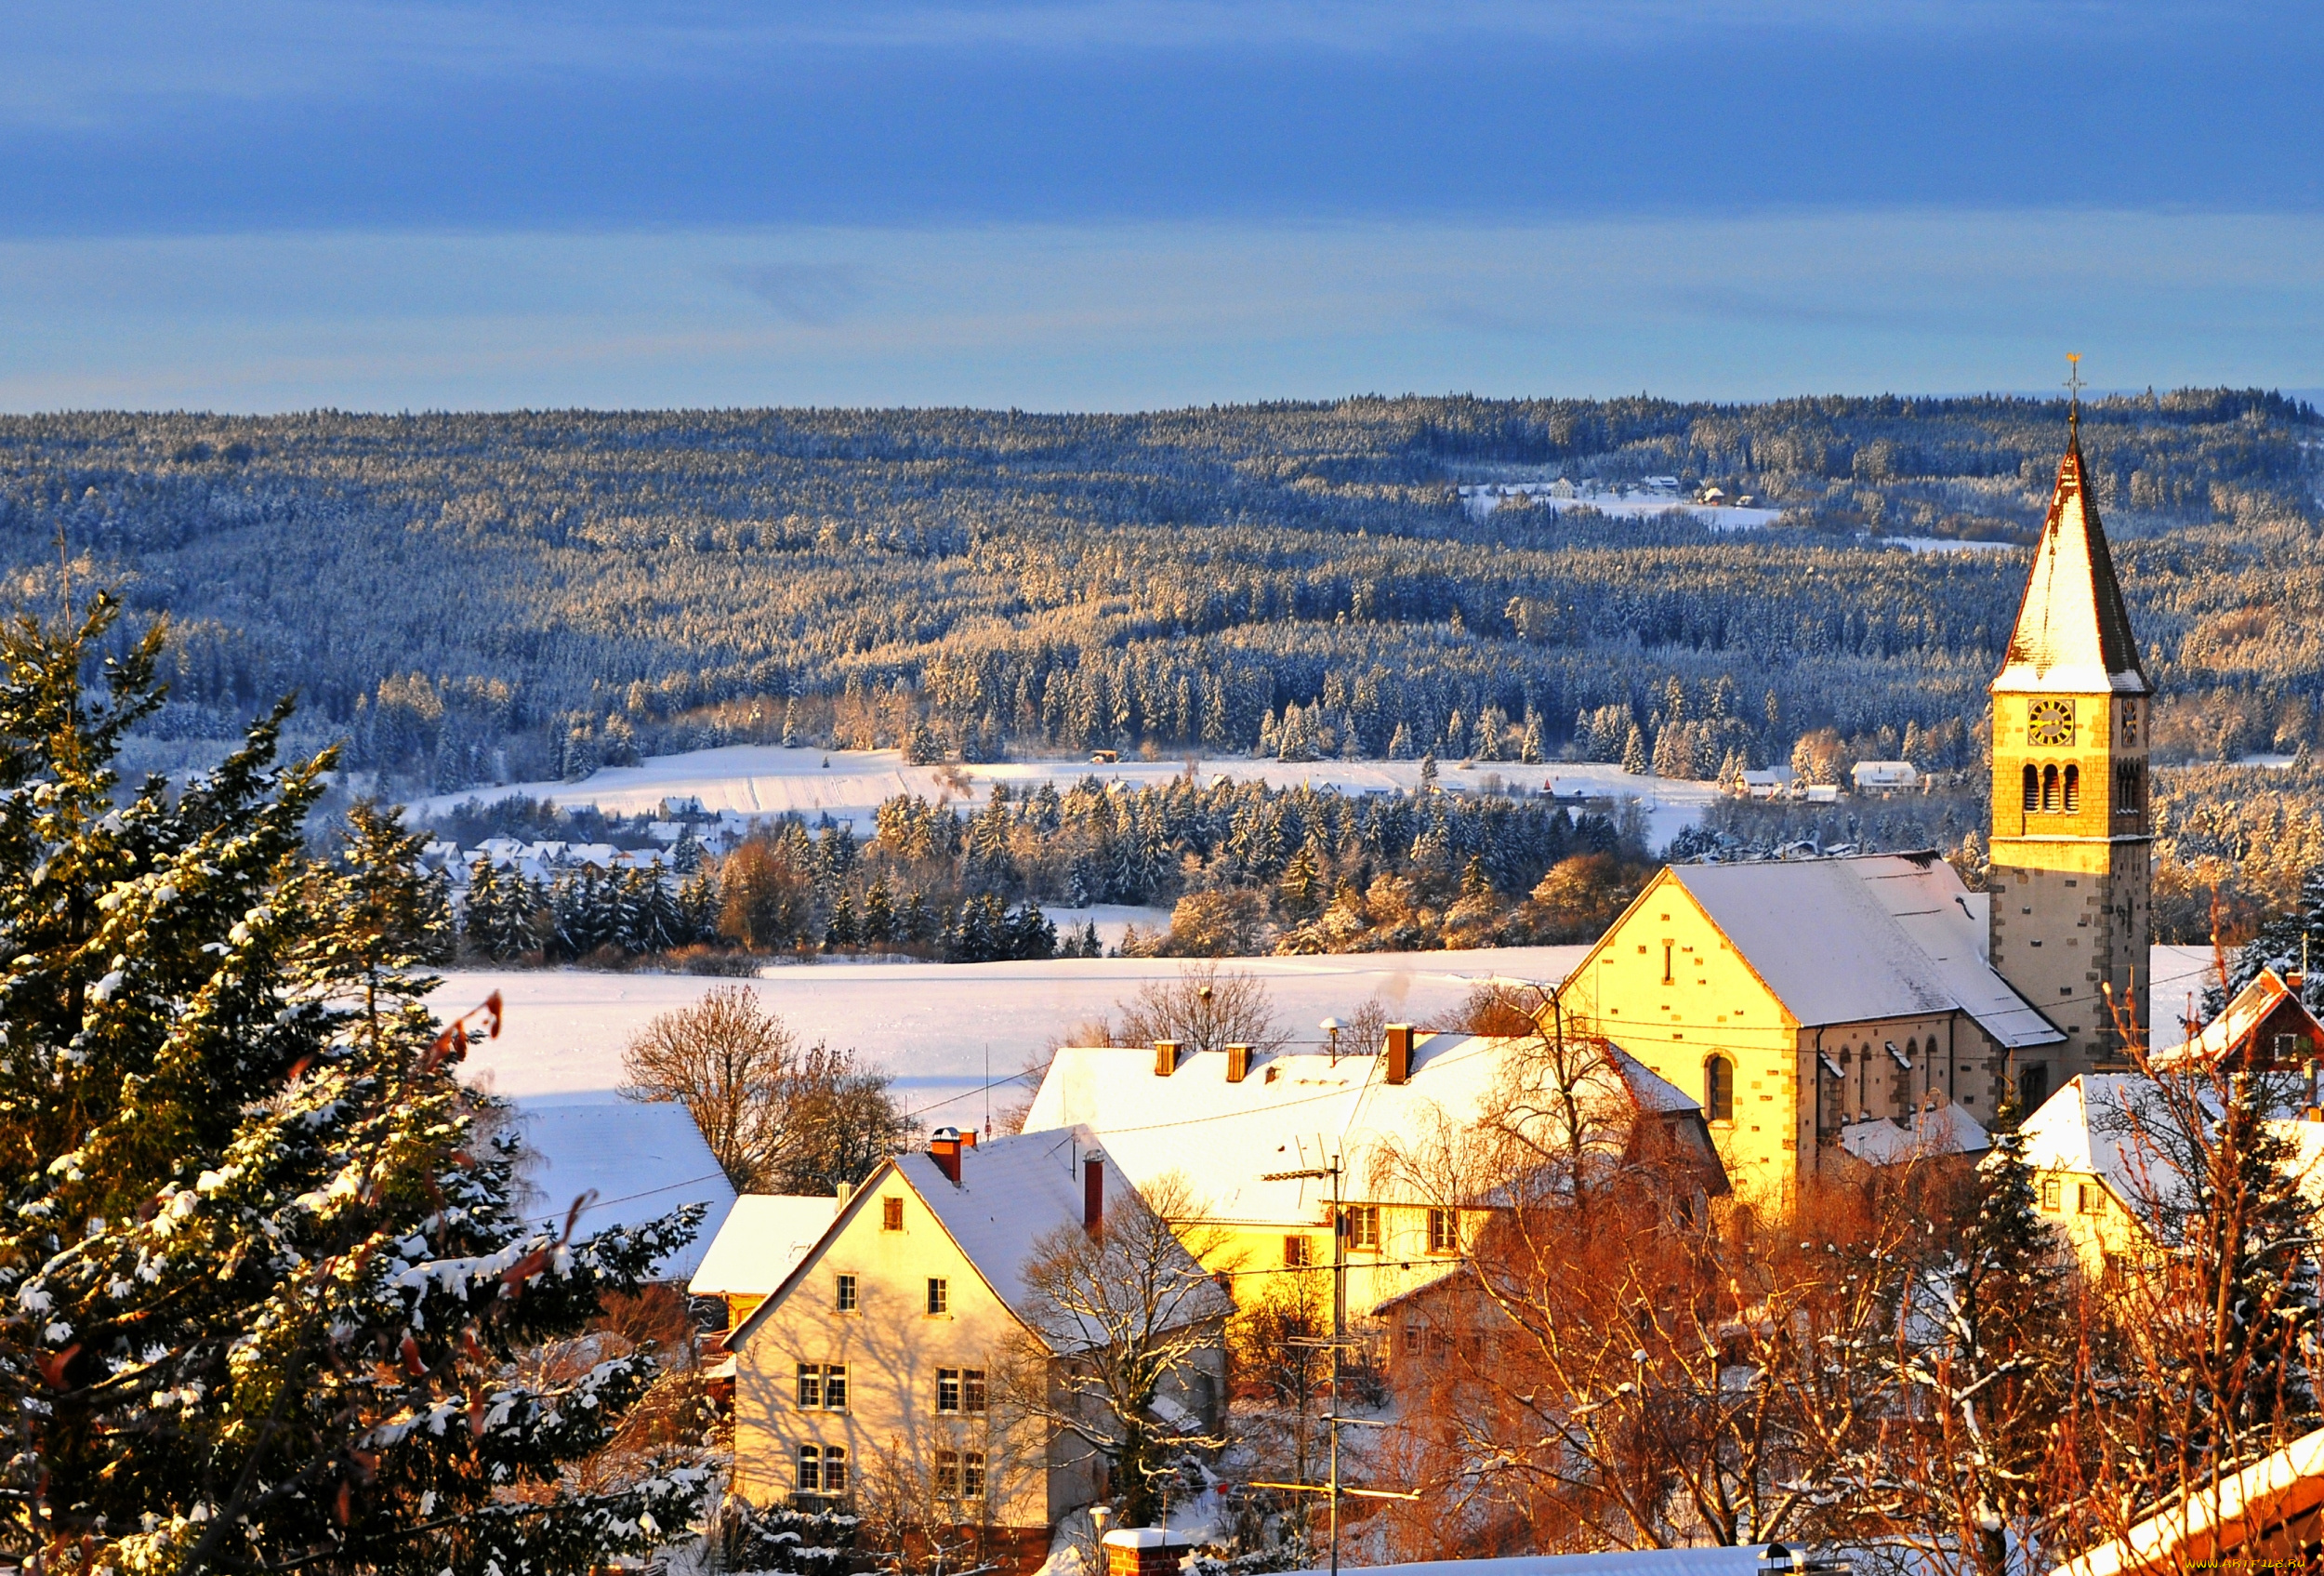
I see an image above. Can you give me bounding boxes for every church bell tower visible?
[1988,370,2152,1093]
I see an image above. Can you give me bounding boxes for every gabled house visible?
[1023,1026,1723,1326]
[727,1126,1229,1569]
[1556,851,2062,1208]
[2154,967,2324,1079]
[691,1192,845,1334]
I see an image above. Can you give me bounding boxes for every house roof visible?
[1653,854,2064,1047]
[1838,1102,1990,1166]
[2154,968,2323,1068]
[733,1124,1231,1354]
[686,1193,841,1298]
[510,1100,738,1281]
[1993,430,2150,696]
[2053,1425,2324,1576]
[2016,1073,2193,1217]
[1023,1034,1704,1226]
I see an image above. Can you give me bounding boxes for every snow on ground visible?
[412,746,1720,852]
[1459,483,1781,532]
[1881,536,2025,554]
[439,938,2218,1266]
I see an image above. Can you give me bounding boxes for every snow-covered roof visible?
[2053,1424,2324,1576]
[2154,968,2322,1068]
[1992,432,2149,697]
[509,1101,738,1280]
[1657,854,2063,1047]
[2018,1070,2324,1230]
[736,1125,1231,1353]
[1023,1034,1700,1226]
[1838,1102,1990,1166]
[687,1193,842,1298]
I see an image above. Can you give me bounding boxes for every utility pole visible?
[1252,1156,1414,1569]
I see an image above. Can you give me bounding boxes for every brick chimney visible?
[1154,1039,1181,1077]
[931,1126,966,1185]
[1084,1150,1105,1235]
[1225,1042,1250,1083]
[1385,1024,1414,1085]
[1103,1530,1195,1576]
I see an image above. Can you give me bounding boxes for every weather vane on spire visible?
[2065,353,2085,436]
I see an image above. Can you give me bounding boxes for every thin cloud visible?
[729,262,870,326]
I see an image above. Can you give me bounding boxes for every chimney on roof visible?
[1084,1151,1104,1236]
[1225,1042,1251,1083]
[1385,1024,1414,1085]
[1154,1040,1181,1078]
[931,1126,965,1186]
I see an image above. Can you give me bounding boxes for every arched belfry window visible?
[1705,1054,1735,1123]
[2041,765,2060,813]
[2063,764,2080,813]
[2022,764,2040,812]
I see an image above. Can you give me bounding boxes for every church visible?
[1561,408,2153,1206]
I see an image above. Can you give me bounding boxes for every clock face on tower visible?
[2027,697,2076,747]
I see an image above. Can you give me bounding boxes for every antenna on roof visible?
[2065,353,2085,439]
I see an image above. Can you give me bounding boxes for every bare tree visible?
[620,986,918,1193]
[1114,961,1288,1056]
[1001,1172,1234,1526]
[621,983,792,1190]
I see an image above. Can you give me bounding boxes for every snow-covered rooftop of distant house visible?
[687,1193,842,1298]
[506,1101,735,1280]
[1657,854,2062,1048]
[2153,968,2321,1066]
[1839,1101,1989,1166]
[2053,1424,2324,1576]
[1023,1032,1698,1226]
[2018,1070,2324,1227]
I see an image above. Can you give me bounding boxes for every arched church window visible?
[2022,764,2039,812]
[2063,764,2080,813]
[1704,1055,1734,1123]
[2041,765,2059,813]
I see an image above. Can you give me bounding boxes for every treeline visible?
[442,775,1651,966]
[2,391,2317,794]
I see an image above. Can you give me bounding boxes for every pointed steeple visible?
[1992,417,2149,696]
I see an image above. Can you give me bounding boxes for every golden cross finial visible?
[2065,353,2084,437]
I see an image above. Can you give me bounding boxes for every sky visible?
[5,0,2320,412]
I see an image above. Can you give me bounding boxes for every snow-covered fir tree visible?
[0,597,709,1575]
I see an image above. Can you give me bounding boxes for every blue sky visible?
[5,1,2319,411]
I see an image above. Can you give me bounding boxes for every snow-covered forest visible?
[3,391,2317,794]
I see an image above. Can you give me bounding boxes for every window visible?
[937,1368,962,1414]
[823,1447,847,1494]
[2062,763,2080,814]
[797,1363,848,1410]
[2116,760,2146,815]
[2078,1183,2103,1216]
[1704,1055,1734,1123]
[797,1444,821,1493]
[962,1368,987,1413]
[2020,1063,2050,1109]
[2022,763,2039,813]
[835,1275,858,1312]
[1402,1318,1422,1356]
[926,1278,948,1315]
[1662,941,1674,984]
[962,1451,986,1500]
[797,1444,845,1493]
[1284,1235,1313,1268]
[882,1196,905,1231]
[1345,1204,1380,1251]
[2040,1179,2061,1212]
[2041,764,2060,813]
[936,1450,961,1498]
[1427,1208,1459,1255]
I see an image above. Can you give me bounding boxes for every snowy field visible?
[1882,536,2025,555]
[1459,483,1781,531]
[413,745,1721,851]
[450,940,2225,1271]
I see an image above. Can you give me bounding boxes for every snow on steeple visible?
[1992,397,2149,696]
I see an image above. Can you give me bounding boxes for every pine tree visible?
[677,865,720,945]
[1520,709,1545,765]
[0,599,707,1575]
[1621,722,1649,776]
[1419,751,1439,791]
[780,696,800,748]
[1386,721,1412,760]
[863,875,895,945]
